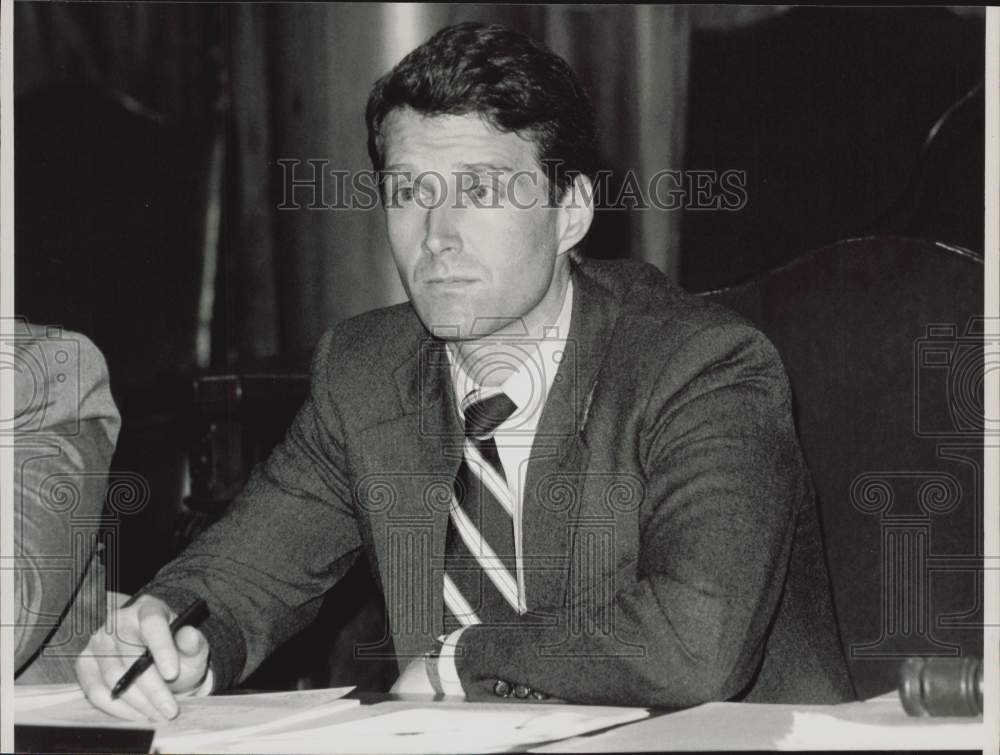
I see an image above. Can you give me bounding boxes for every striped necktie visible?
[443,389,522,630]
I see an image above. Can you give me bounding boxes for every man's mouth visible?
[424,277,478,287]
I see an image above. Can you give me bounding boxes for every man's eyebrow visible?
[457,162,516,174]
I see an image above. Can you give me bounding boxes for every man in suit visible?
[75,22,853,721]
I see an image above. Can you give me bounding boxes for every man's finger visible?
[99,652,166,723]
[129,663,181,720]
[165,626,209,693]
[76,646,154,723]
[174,626,204,656]
[92,688,160,722]
[136,601,180,681]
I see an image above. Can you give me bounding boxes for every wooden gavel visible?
[898,657,983,717]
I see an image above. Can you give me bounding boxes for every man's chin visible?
[425,326,468,341]
[424,319,525,342]
[413,305,520,342]
[425,324,487,341]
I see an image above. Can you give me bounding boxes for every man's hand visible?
[74,594,209,722]
[390,656,437,696]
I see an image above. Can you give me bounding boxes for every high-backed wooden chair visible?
[700,236,985,699]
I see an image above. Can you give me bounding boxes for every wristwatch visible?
[424,641,445,696]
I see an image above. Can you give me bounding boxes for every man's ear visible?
[556,174,595,256]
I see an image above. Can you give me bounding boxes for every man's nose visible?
[421,199,461,256]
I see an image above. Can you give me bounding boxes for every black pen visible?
[111,598,210,700]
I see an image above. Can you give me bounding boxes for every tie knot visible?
[462,391,517,440]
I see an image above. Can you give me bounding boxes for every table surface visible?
[14,686,989,752]
[529,692,987,751]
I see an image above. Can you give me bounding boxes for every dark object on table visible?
[899,657,983,717]
[15,724,154,754]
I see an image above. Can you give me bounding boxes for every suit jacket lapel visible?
[521,261,620,610]
[356,333,463,649]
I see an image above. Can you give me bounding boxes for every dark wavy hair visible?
[365,22,597,205]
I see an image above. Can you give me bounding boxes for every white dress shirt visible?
[437,278,574,694]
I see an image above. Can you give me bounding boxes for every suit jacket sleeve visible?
[141,329,364,690]
[14,328,121,674]
[453,322,807,707]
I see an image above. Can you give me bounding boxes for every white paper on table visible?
[225,705,651,754]
[157,689,361,753]
[776,701,985,750]
[16,684,360,752]
[14,684,87,713]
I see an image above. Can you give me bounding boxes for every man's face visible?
[381,109,566,340]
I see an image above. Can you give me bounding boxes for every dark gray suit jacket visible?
[146,257,854,706]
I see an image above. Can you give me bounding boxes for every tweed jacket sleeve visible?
[142,328,365,690]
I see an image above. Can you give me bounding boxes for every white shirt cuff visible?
[176,667,214,698]
[437,627,468,697]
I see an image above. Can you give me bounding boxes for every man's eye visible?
[392,186,414,203]
[468,179,500,204]
[395,182,436,205]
